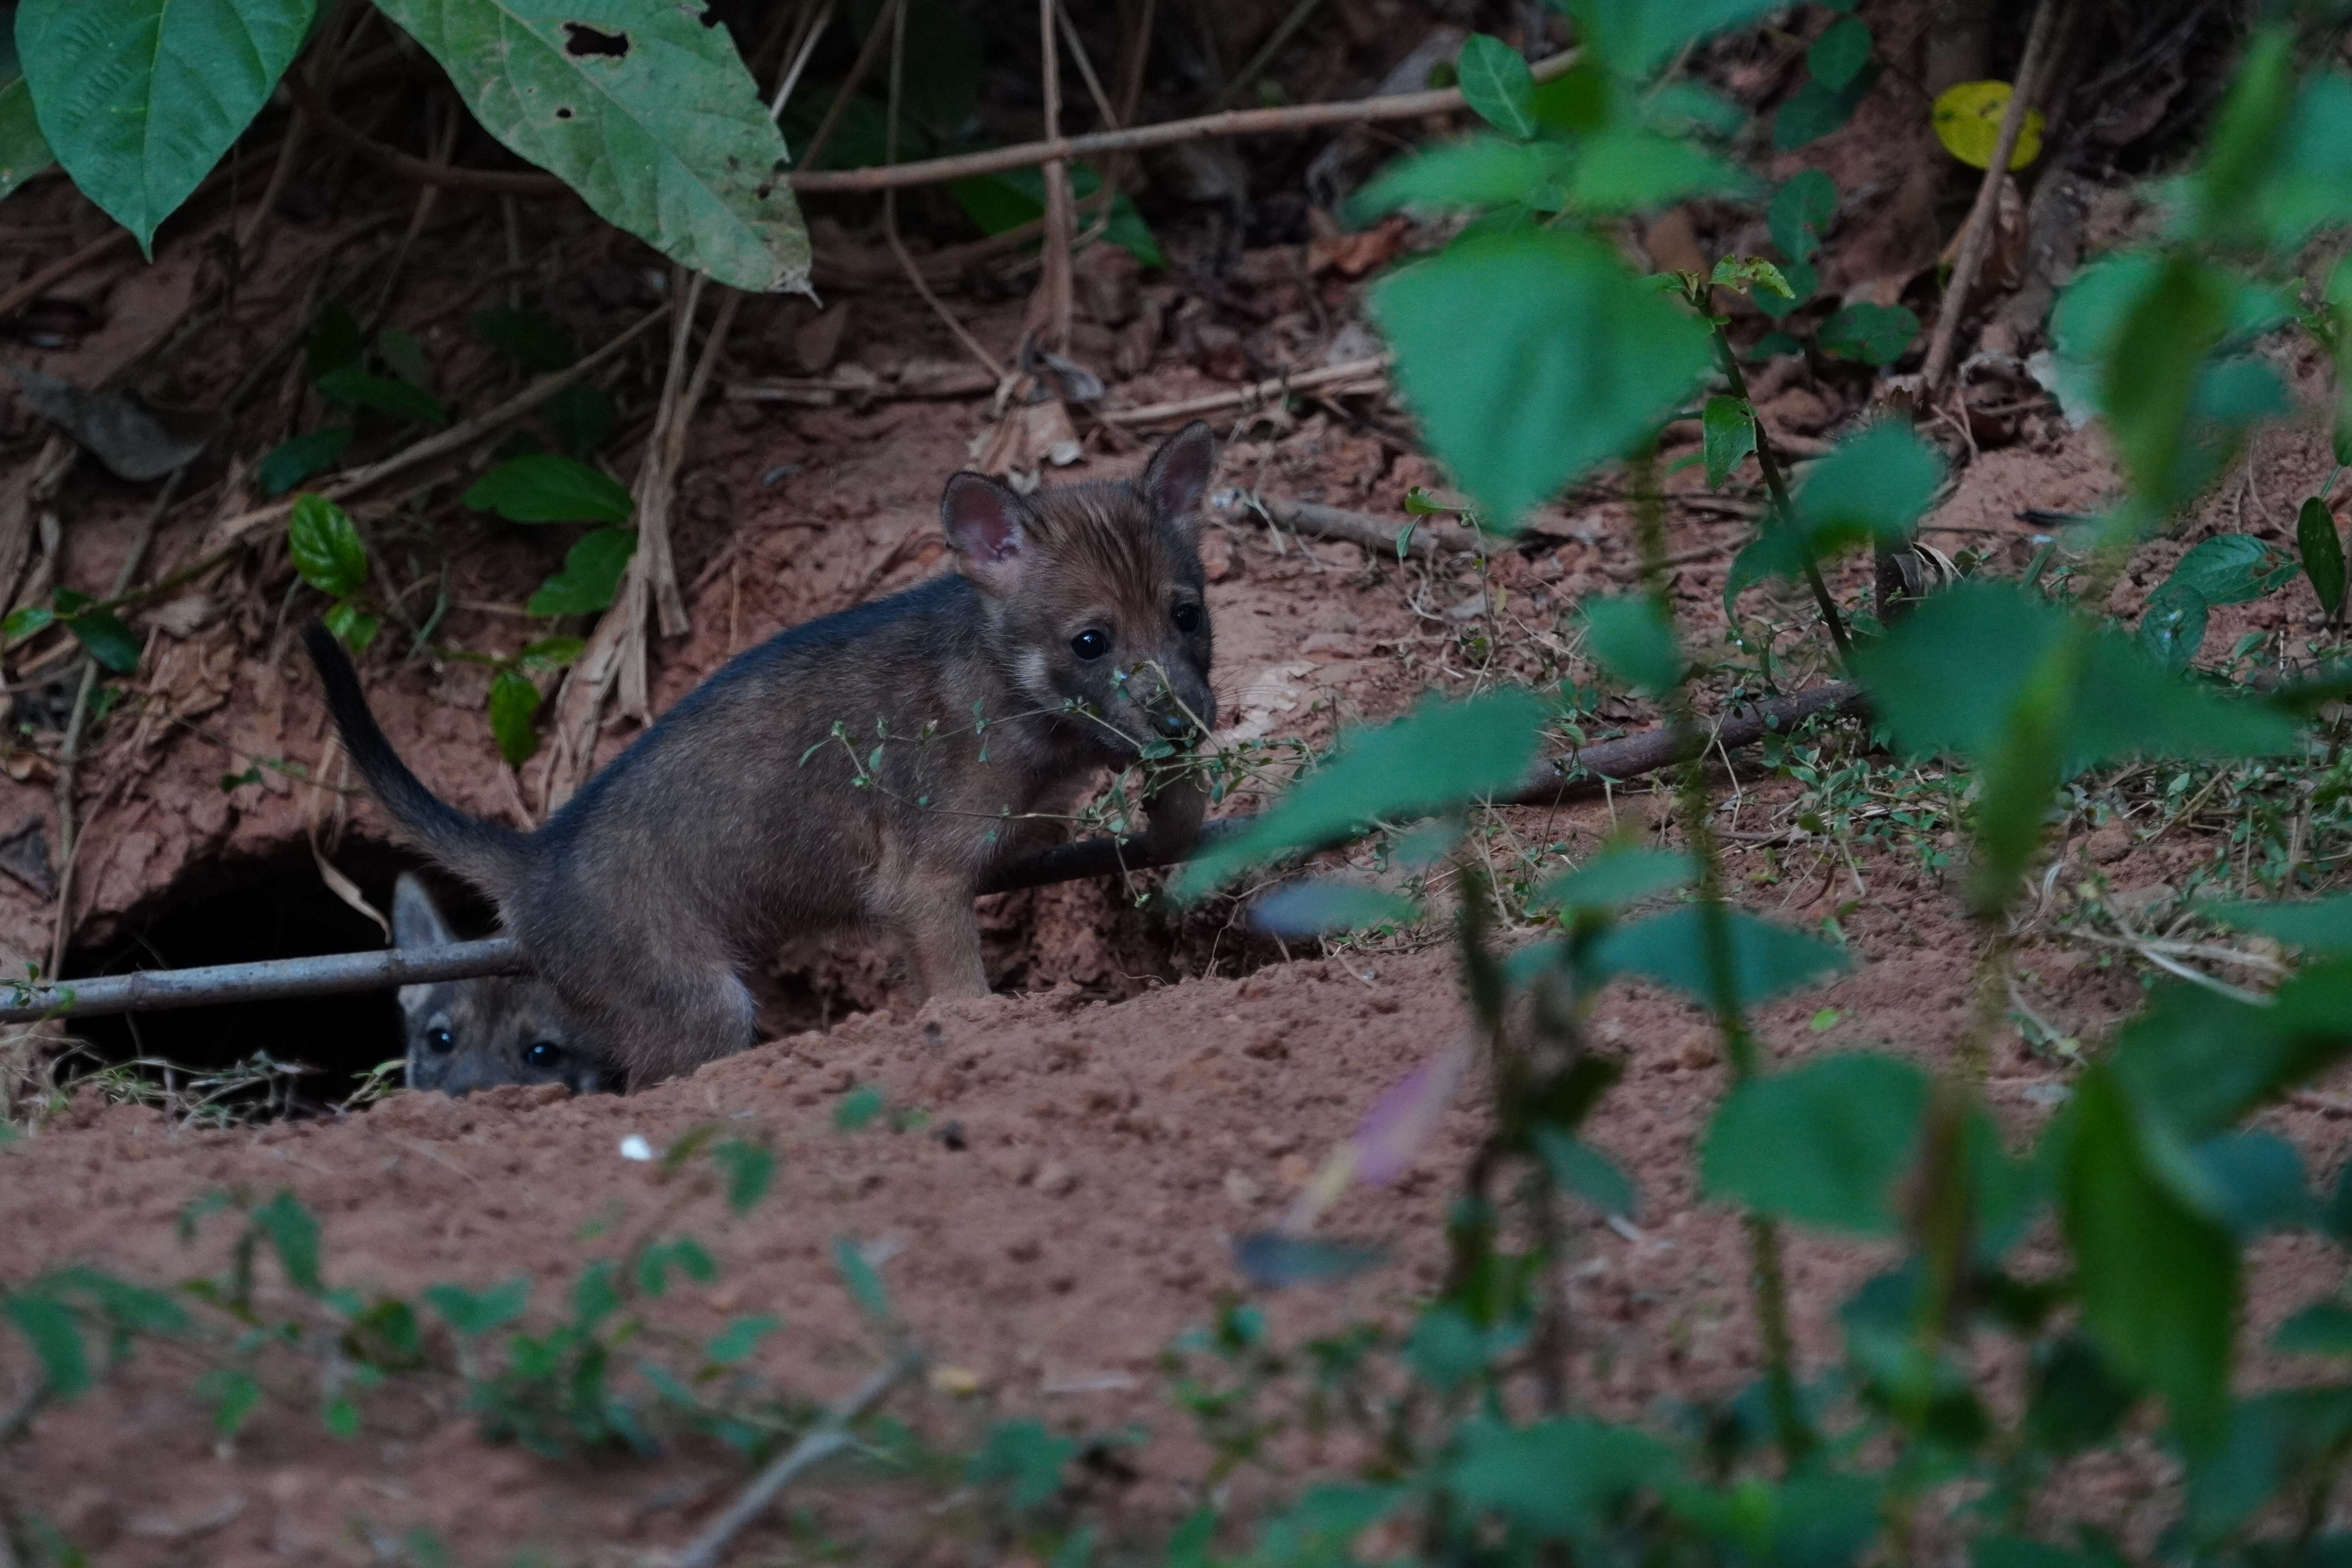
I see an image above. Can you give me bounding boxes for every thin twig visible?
[790,47,1581,192]
[48,471,185,977]
[0,937,527,1025]
[1207,0,1329,111]
[883,2,1008,381]
[1031,0,1077,357]
[1919,0,2066,395]
[1705,321,1850,657]
[1101,355,1389,425]
[672,1351,923,1568]
[769,0,837,124]
[199,303,672,553]
[799,0,905,174]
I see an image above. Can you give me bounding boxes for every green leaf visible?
[1561,0,1784,78]
[463,454,634,525]
[321,600,379,654]
[1529,845,1693,916]
[1702,1053,1927,1235]
[1250,880,1421,938]
[1708,257,1792,299]
[2300,497,2346,618]
[2184,1387,2352,1544]
[711,1138,775,1214]
[2274,1304,2352,1357]
[2022,1334,2138,1455]
[1731,421,1944,589]
[1352,138,1568,219]
[706,1314,779,1366]
[526,528,636,617]
[1565,126,1751,212]
[1974,1538,2114,1568]
[472,307,577,372]
[194,1366,262,1436]
[317,365,446,426]
[1532,1127,1635,1214]
[0,30,56,202]
[425,1277,530,1338]
[3,1292,88,1396]
[2137,584,2207,671]
[1581,595,1683,695]
[1448,1417,1673,1537]
[1592,906,1851,1008]
[65,610,140,674]
[377,326,432,389]
[517,635,585,670]
[1773,68,1876,151]
[1851,581,2297,777]
[2060,1065,2236,1449]
[2203,894,2352,955]
[1753,257,1817,321]
[1230,1234,1390,1288]
[969,1418,1077,1513]
[833,1084,884,1131]
[2160,534,2296,605]
[1819,302,1920,366]
[2109,962,2352,1141]
[1807,16,1873,91]
[1456,34,1537,140]
[2,604,54,639]
[287,493,369,598]
[1768,169,1838,263]
[831,1236,892,1325]
[15,0,314,251]
[2188,1131,2310,1240]
[254,1191,323,1295]
[488,668,543,768]
[368,0,809,293]
[1372,230,1714,527]
[2237,71,2352,252]
[256,428,352,498]
[1175,689,1545,898]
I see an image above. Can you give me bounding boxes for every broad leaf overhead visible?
[368,0,810,293]
[15,0,313,247]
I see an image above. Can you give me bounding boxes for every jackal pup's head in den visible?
[391,873,612,1097]
[941,421,1219,755]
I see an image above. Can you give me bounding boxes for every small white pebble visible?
[618,1134,654,1161]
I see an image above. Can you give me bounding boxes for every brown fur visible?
[307,425,1220,1088]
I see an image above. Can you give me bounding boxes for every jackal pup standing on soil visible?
[306,423,1220,1088]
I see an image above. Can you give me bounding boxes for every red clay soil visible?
[9,9,2352,1564]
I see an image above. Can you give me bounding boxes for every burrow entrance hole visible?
[63,839,468,1115]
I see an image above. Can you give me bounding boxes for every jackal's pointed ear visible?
[1141,421,1218,533]
[941,472,1031,597]
[392,873,456,951]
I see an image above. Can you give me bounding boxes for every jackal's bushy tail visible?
[302,622,530,899]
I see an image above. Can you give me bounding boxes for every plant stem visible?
[1632,444,1815,1463]
[1709,327,1851,660]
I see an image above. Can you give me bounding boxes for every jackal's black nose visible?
[1152,710,1194,740]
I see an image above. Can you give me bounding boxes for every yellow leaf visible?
[1931,80,2044,171]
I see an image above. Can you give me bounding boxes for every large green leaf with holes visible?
[15,0,313,247]
[368,0,809,293]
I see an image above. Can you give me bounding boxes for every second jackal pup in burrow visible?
[306,422,1220,1087]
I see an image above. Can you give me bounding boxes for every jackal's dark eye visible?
[525,1041,566,1070]
[1172,602,1203,634]
[1070,628,1109,660]
[424,1026,456,1054]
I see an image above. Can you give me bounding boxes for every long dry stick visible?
[199,303,671,553]
[1101,355,1389,425]
[881,0,1006,381]
[673,1351,924,1568]
[293,47,1581,200]
[1031,0,1077,357]
[798,0,905,175]
[0,681,1865,1021]
[1918,0,2066,395]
